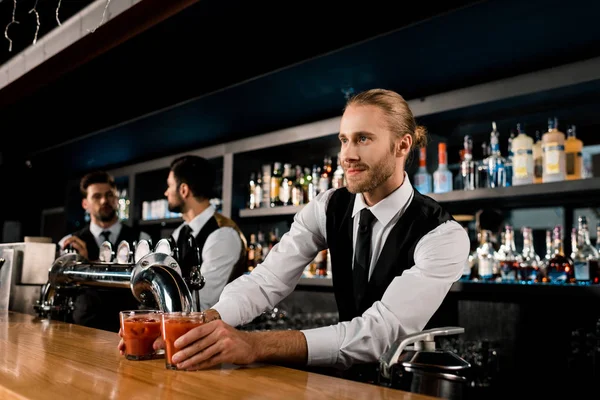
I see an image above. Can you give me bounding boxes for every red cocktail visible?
[161,312,205,369]
[120,310,162,360]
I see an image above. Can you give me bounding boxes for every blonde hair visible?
[344,88,428,149]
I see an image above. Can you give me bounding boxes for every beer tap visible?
[186,235,205,313]
[167,236,179,262]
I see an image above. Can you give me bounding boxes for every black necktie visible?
[353,208,376,312]
[100,230,111,244]
[177,224,193,263]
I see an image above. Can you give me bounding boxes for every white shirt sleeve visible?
[212,189,334,327]
[301,220,469,369]
[198,227,243,311]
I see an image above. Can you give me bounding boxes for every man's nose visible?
[340,144,359,162]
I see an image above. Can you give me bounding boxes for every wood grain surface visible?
[0,311,437,399]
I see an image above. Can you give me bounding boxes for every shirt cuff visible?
[301,325,339,366]
[212,300,241,328]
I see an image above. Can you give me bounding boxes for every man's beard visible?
[98,207,117,222]
[168,194,184,214]
[344,154,396,194]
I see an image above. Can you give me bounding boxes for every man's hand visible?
[62,235,89,260]
[170,320,258,371]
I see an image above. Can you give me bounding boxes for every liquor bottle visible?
[312,165,321,196]
[460,135,476,191]
[261,164,271,208]
[257,231,269,261]
[484,122,507,188]
[414,147,432,194]
[279,163,294,206]
[118,189,130,221]
[476,141,490,189]
[542,117,566,183]
[303,167,316,203]
[476,230,499,281]
[496,225,522,282]
[291,165,305,206]
[270,162,283,207]
[247,233,258,272]
[248,173,257,209]
[565,125,583,180]
[318,156,332,194]
[520,227,541,282]
[504,129,514,187]
[433,142,453,193]
[511,123,534,186]
[571,216,600,283]
[532,130,543,184]
[332,155,345,189]
[254,173,263,208]
[546,225,574,283]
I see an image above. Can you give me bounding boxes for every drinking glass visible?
[120,309,163,360]
[161,311,205,370]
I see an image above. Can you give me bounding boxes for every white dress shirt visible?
[213,175,469,369]
[58,221,152,250]
[172,206,243,311]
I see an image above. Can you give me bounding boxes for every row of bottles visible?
[141,199,183,220]
[247,156,345,209]
[465,217,600,284]
[245,228,330,277]
[415,118,589,194]
[246,229,280,271]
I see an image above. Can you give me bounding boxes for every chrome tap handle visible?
[379,326,465,379]
[185,236,205,312]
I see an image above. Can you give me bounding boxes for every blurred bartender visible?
[58,170,151,331]
[164,155,247,310]
[160,89,470,379]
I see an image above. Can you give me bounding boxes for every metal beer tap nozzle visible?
[186,235,205,312]
[167,236,179,263]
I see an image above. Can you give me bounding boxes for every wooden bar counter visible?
[0,312,434,399]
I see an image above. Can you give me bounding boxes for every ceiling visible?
[2,0,600,179]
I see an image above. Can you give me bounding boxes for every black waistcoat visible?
[325,187,454,322]
[73,223,141,261]
[174,216,246,284]
[70,223,142,332]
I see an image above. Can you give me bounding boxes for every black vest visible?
[73,223,141,261]
[174,216,246,284]
[71,223,142,331]
[325,187,454,322]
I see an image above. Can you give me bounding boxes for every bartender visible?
[127,88,470,377]
[59,170,151,331]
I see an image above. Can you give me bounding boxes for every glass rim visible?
[161,311,206,320]
[119,309,163,314]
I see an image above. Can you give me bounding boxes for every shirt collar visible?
[176,205,216,238]
[89,221,121,239]
[351,173,414,227]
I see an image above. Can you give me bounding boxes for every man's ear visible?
[396,134,412,157]
[81,198,89,211]
[178,183,190,199]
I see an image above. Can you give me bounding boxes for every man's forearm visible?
[248,330,308,365]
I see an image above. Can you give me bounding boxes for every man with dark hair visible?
[165,155,247,311]
[58,170,151,331]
